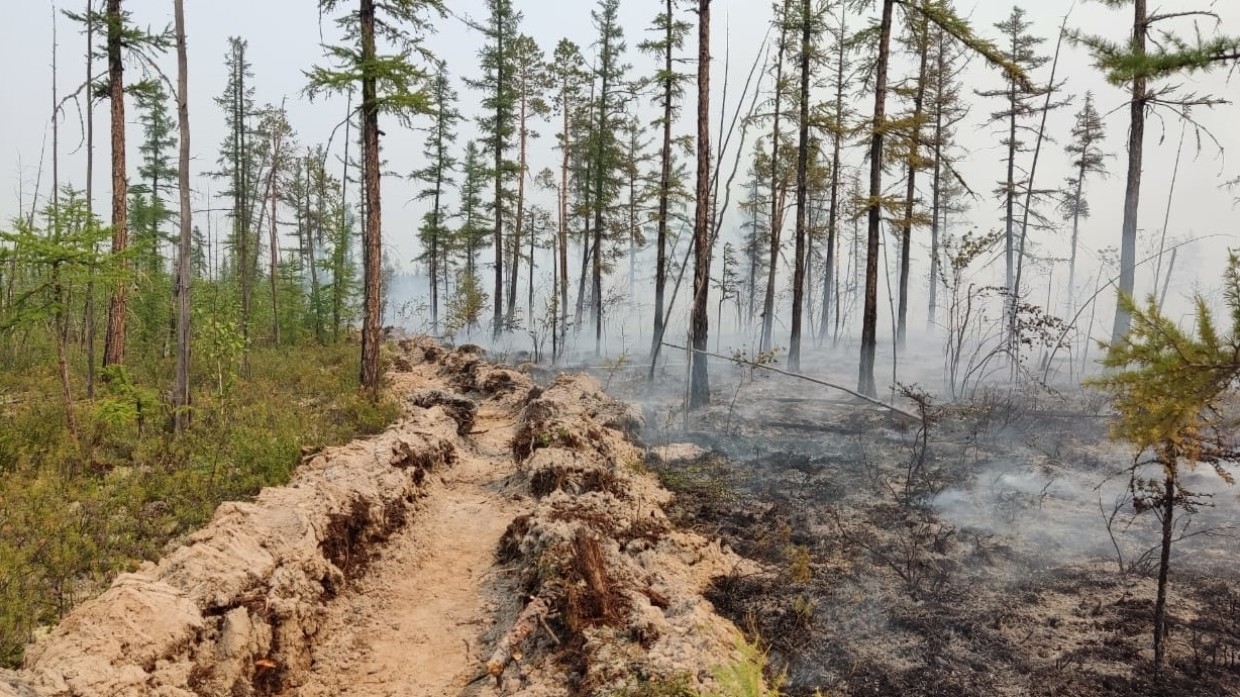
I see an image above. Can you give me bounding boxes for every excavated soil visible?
[0,339,756,697]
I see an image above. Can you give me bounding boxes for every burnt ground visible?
[597,353,1240,697]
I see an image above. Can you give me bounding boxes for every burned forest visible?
[2,1,1240,696]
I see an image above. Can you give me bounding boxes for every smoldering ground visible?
[582,336,1240,697]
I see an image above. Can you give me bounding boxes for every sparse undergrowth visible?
[0,342,400,667]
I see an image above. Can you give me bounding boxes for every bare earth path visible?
[298,374,524,697]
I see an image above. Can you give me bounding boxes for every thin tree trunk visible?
[1014,20,1066,357]
[652,0,675,359]
[928,31,944,329]
[336,94,352,341]
[52,13,79,444]
[492,17,506,340]
[359,0,382,392]
[761,7,788,353]
[897,20,929,353]
[788,0,811,372]
[1153,467,1175,675]
[688,0,712,408]
[592,60,610,356]
[820,4,846,343]
[103,0,129,368]
[558,95,570,359]
[1111,0,1146,343]
[172,0,192,433]
[84,0,97,397]
[508,87,528,324]
[859,0,894,398]
[266,110,283,346]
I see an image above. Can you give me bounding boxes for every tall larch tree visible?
[977,6,1047,324]
[788,0,824,371]
[547,39,589,358]
[215,37,259,347]
[925,20,970,328]
[1071,0,1240,343]
[818,0,858,343]
[890,4,933,354]
[760,0,794,353]
[469,0,520,339]
[413,61,460,336]
[639,0,692,359]
[1061,90,1107,315]
[688,0,713,408]
[101,0,169,367]
[588,0,629,354]
[506,34,549,325]
[171,0,192,433]
[857,0,1029,397]
[307,0,445,393]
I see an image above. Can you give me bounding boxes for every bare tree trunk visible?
[84,0,97,397]
[928,31,944,330]
[819,3,846,343]
[1111,0,1146,343]
[897,20,928,354]
[558,99,571,359]
[788,0,811,372]
[359,0,383,393]
[760,8,788,353]
[266,109,284,346]
[859,0,894,397]
[492,18,507,341]
[103,0,129,368]
[172,0,192,433]
[51,13,79,444]
[651,0,675,360]
[688,0,712,408]
[1153,467,1175,675]
[508,87,528,324]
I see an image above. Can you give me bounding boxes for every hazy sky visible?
[1,0,1238,330]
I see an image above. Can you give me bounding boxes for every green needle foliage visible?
[1089,253,1240,673]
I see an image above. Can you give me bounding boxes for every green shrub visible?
[0,342,402,667]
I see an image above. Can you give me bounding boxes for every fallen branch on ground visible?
[660,343,919,420]
[485,595,551,679]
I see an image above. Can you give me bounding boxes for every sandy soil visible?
[298,400,525,697]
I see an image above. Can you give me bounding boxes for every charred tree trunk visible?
[1153,466,1175,674]
[859,0,894,397]
[359,0,383,393]
[103,0,129,368]
[788,0,811,372]
[688,0,712,408]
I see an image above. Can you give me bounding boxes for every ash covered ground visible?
[583,339,1240,697]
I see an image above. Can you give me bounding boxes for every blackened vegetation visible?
[647,388,1240,697]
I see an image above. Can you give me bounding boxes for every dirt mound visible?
[0,338,756,697]
[2,407,460,697]
[490,373,756,694]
